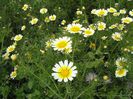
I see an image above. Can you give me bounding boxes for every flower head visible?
[67,23,82,34]
[10,70,17,79]
[115,69,128,78]
[97,22,106,31]
[129,10,133,16]
[107,7,117,13]
[22,4,28,11]
[52,60,78,82]
[82,28,95,37]
[40,8,48,14]
[21,25,26,31]
[121,17,133,24]
[7,45,16,53]
[52,37,72,52]
[49,15,56,21]
[30,18,38,25]
[14,34,23,41]
[112,32,122,41]
[116,57,127,68]
[96,9,108,17]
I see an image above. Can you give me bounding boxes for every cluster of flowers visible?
[2,34,23,79]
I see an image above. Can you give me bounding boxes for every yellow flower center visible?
[70,26,81,33]
[58,66,72,78]
[98,11,105,16]
[117,69,125,75]
[56,40,68,49]
[85,30,92,35]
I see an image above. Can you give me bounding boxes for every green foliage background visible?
[0,0,133,99]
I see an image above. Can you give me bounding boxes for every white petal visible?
[64,60,68,66]
[64,78,68,82]
[71,66,76,70]
[58,78,63,82]
[68,77,73,81]
[59,61,64,66]
[68,62,73,68]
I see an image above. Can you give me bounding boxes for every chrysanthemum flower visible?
[29,18,38,25]
[112,32,122,41]
[22,4,29,11]
[116,57,127,68]
[11,54,18,61]
[2,52,10,60]
[121,17,133,24]
[7,45,16,53]
[129,10,133,16]
[82,28,95,37]
[96,9,108,17]
[115,69,128,78]
[67,23,82,33]
[61,20,66,25]
[10,70,17,79]
[40,8,48,14]
[14,34,23,41]
[52,60,78,82]
[119,9,126,14]
[107,7,117,13]
[113,12,120,16]
[76,10,82,15]
[52,37,72,52]
[97,22,106,31]
[49,15,56,21]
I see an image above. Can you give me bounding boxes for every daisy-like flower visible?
[11,54,17,61]
[119,9,126,14]
[112,32,122,41]
[129,10,133,16]
[76,10,83,15]
[22,4,29,11]
[61,20,66,25]
[113,12,120,16]
[40,8,48,14]
[14,34,23,41]
[116,57,127,68]
[52,60,78,82]
[107,7,117,13]
[67,23,82,34]
[96,9,108,17]
[109,23,118,29]
[91,9,97,15]
[29,18,38,25]
[121,17,133,24]
[115,69,128,78]
[10,70,17,79]
[49,15,56,21]
[82,28,95,37]
[97,22,106,31]
[21,25,26,31]
[7,45,16,53]
[52,37,72,52]
[2,52,10,60]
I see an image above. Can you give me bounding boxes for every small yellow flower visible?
[10,70,17,79]
[22,4,29,11]
[45,40,52,48]
[91,9,97,14]
[14,34,23,41]
[76,10,83,15]
[2,52,10,60]
[103,75,109,80]
[129,10,133,16]
[107,7,117,13]
[11,54,17,61]
[67,23,82,34]
[116,57,127,68]
[97,22,106,31]
[120,9,126,14]
[113,12,120,16]
[89,24,97,30]
[49,15,56,21]
[115,69,128,78]
[64,48,72,54]
[121,17,133,24]
[109,23,118,29]
[40,8,48,14]
[96,9,108,17]
[112,32,122,41]
[29,18,38,25]
[7,45,16,53]
[61,20,66,25]
[44,17,50,23]
[21,25,26,31]
[117,24,125,30]
[82,28,95,37]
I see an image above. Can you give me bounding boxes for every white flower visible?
[112,32,122,41]
[82,28,95,37]
[97,22,106,31]
[115,69,128,78]
[29,18,38,25]
[67,23,82,34]
[76,10,82,15]
[21,25,26,31]
[116,57,127,68]
[49,15,56,21]
[120,9,126,14]
[91,9,97,14]
[22,4,28,11]
[95,9,108,17]
[7,45,16,53]
[52,37,72,52]
[52,60,78,82]
[107,7,117,13]
[40,8,48,14]
[121,17,133,24]
[129,10,133,16]
[14,34,23,41]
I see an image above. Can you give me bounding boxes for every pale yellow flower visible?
[22,4,28,11]
[107,7,117,13]
[61,20,66,25]
[49,15,56,21]
[2,52,10,60]
[112,32,122,41]
[120,9,126,14]
[96,9,108,17]
[129,10,133,16]
[14,34,23,41]
[21,25,26,31]
[113,12,120,16]
[7,45,16,53]
[121,17,133,24]
[40,8,48,14]
[97,22,106,31]
[115,69,128,78]
[82,28,95,37]
[10,70,17,79]
[29,18,38,25]
[11,54,17,61]
[76,10,83,15]
[67,23,82,33]
[44,17,50,23]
